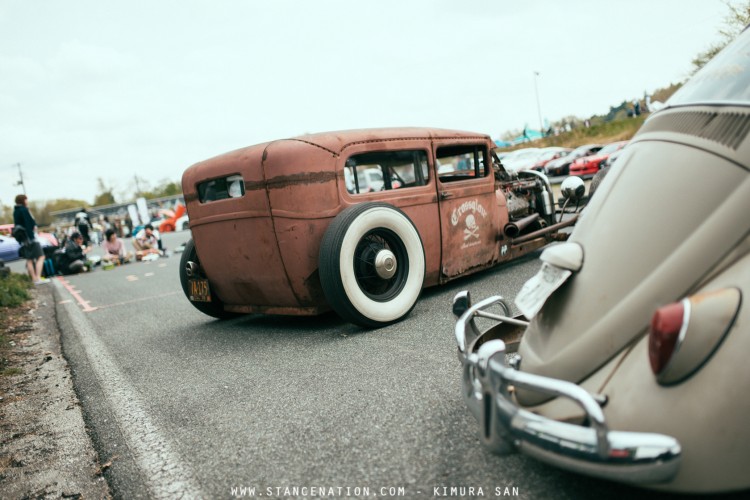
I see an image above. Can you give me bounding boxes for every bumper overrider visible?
[454,294,682,486]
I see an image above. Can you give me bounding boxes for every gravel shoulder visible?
[0,284,111,499]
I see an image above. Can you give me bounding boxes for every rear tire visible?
[179,239,235,319]
[319,203,425,328]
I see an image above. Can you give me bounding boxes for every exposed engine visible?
[492,154,555,237]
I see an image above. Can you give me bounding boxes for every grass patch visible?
[0,273,31,308]
[0,272,32,377]
[500,115,648,151]
[1,367,22,376]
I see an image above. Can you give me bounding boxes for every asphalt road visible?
[39,231,672,499]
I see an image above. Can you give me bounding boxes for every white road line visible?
[54,281,204,498]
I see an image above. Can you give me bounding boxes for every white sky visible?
[0,0,728,205]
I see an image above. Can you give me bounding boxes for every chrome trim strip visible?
[455,297,682,485]
[658,298,692,379]
[454,295,528,353]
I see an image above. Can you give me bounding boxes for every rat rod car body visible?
[180,128,575,327]
[454,28,750,493]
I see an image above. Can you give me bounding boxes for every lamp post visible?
[14,163,26,195]
[533,71,543,135]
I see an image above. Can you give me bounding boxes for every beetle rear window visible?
[198,174,245,203]
[668,27,750,106]
[344,150,429,195]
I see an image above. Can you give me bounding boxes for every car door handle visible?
[440,191,454,199]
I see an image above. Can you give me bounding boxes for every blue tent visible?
[511,128,544,145]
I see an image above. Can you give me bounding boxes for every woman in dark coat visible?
[12,194,48,284]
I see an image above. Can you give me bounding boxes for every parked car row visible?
[498,139,629,179]
[543,143,603,176]
[569,140,628,177]
[497,146,571,173]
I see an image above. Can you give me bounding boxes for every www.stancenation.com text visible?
[230,485,521,497]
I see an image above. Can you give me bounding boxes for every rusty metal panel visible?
[438,176,499,278]
[191,218,300,308]
[182,145,269,223]
[398,202,442,287]
[272,216,330,307]
[263,140,340,218]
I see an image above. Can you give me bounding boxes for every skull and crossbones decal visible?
[464,214,479,240]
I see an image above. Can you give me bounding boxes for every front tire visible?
[319,203,425,328]
[179,239,235,319]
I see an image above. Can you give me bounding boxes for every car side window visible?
[436,145,487,183]
[344,150,429,195]
[197,174,245,203]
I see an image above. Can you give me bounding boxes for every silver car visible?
[453,27,750,493]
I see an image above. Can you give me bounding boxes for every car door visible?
[339,143,443,287]
[434,142,499,279]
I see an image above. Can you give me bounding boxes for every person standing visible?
[12,194,49,284]
[74,208,93,245]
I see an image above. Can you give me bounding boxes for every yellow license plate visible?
[189,279,212,302]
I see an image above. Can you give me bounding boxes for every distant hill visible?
[498,82,683,151]
[508,115,647,150]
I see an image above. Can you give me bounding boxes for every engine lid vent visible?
[639,110,750,150]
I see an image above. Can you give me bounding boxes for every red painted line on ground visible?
[56,276,98,312]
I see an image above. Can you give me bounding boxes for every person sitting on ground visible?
[102,228,133,265]
[61,231,92,274]
[132,224,161,260]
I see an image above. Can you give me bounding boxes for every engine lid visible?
[516,140,750,406]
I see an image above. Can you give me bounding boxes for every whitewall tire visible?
[319,203,425,328]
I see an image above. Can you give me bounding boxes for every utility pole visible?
[533,71,544,135]
[14,163,26,195]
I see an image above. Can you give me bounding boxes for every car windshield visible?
[668,28,750,106]
[568,145,594,158]
[515,150,541,159]
[599,142,623,155]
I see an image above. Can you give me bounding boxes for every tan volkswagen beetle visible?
[453,28,750,493]
[179,128,576,327]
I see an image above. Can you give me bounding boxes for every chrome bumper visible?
[455,294,682,485]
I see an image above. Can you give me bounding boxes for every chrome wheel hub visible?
[374,249,397,279]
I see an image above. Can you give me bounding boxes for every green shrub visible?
[0,272,31,308]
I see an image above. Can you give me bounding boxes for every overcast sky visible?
[0,0,729,205]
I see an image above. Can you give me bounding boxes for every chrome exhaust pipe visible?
[185,261,201,278]
[504,214,540,238]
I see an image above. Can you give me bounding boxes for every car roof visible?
[217,128,489,160]
[188,127,492,177]
[292,127,490,153]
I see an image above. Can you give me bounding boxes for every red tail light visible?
[648,289,740,384]
[648,301,686,375]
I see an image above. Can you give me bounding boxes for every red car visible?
[530,147,572,172]
[569,140,628,177]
